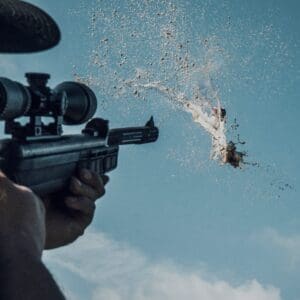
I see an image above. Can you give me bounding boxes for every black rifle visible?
[0,73,159,195]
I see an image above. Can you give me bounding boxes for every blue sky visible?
[1,0,299,299]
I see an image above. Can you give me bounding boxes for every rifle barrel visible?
[108,118,159,146]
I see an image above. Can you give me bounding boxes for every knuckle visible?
[80,168,92,181]
[102,175,109,185]
[96,188,106,199]
[81,197,96,214]
[70,177,82,194]
[70,223,85,237]
[94,176,104,193]
[94,187,104,198]
[85,170,103,188]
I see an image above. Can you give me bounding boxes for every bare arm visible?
[0,243,65,300]
[0,173,65,300]
[0,169,108,299]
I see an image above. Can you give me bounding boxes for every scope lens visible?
[54,82,97,125]
[0,78,31,120]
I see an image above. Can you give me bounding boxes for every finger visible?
[78,169,109,193]
[102,175,109,186]
[65,196,96,215]
[69,177,105,200]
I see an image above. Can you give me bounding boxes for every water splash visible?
[69,0,297,199]
[72,0,244,167]
[123,73,228,164]
[70,0,293,169]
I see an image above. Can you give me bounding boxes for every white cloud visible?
[257,228,300,266]
[44,231,281,300]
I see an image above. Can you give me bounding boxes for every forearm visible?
[0,244,65,300]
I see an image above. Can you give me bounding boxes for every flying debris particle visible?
[77,0,262,169]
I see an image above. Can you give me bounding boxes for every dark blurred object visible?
[0,0,60,53]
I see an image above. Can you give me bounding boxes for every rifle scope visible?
[0,73,97,125]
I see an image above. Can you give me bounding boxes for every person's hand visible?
[42,169,109,249]
[0,171,45,259]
